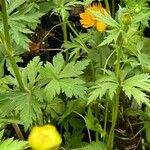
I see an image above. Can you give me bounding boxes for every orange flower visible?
[80,3,107,32]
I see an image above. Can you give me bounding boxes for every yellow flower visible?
[80,3,107,32]
[28,125,62,150]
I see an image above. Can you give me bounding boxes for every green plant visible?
[0,130,27,150]
[0,0,43,51]
[87,0,150,149]
[0,0,150,149]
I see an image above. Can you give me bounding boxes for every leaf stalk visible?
[1,0,25,140]
[1,0,26,92]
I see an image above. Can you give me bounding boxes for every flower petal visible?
[28,125,62,150]
[80,3,108,31]
[80,11,95,28]
[95,21,107,32]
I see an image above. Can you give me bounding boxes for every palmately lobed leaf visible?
[0,135,27,150]
[59,78,87,98]
[122,74,150,91]
[0,90,42,130]
[58,59,89,78]
[88,72,118,104]
[0,0,44,50]
[122,73,150,107]
[40,53,88,100]
[15,93,42,130]
[0,91,26,116]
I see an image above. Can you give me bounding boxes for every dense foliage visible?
[0,0,150,149]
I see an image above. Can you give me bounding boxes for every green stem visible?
[115,47,121,80]
[95,109,99,142]
[1,0,25,92]
[1,0,12,54]
[103,101,108,142]
[103,50,115,73]
[107,39,122,149]
[62,20,67,41]
[62,19,68,61]
[12,124,25,140]
[107,87,120,149]
[104,0,110,13]
[1,0,25,140]
[73,111,91,143]
[67,21,95,80]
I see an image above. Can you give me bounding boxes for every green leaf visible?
[41,53,89,100]
[81,0,93,7]
[15,93,42,130]
[122,31,143,54]
[52,53,65,75]
[0,91,42,130]
[98,29,121,47]
[122,74,150,107]
[59,78,87,98]
[59,60,89,78]
[0,117,21,129]
[88,72,118,104]
[133,11,150,24]
[64,130,86,149]
[38,1,54,13]
[54,0,82,20]
[7,0,26,15]
[40,63,56,80]
[0,0,44,50]
[85,108,96,131]
[59,98,87,123]
[46,98,65,119]
[0,91,25,116]
[0,138,27,150]
[44,79,61,101]
[91,10,120,28]
[143,37,150,55]
[10,27,31,50]
[85,108,105,136]
[22,56,42,88]
[61,34,89,58]
[138,53,150,66]
[0,129,27,149]
[138,53,150,72]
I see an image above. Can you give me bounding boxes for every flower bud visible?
[121,13,132,25]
